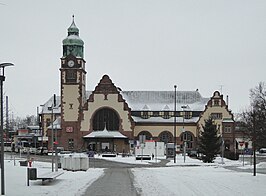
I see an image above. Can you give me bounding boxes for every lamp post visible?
[0,62,14,195]
[174,85,177,163]
[181,105,188,163]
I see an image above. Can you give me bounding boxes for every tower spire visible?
[62,15,84,57]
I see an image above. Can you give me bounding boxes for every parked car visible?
[187,150,198,157]
[259,148,266,155]
[36,147,48,155]
[21,147,29,154]
[57,147,64,153]
[29,147,37,154]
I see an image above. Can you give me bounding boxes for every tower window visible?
[66,70,77,83]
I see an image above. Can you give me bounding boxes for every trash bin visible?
[65,155,73,170]
[71,155,81,171]
[19,160,28,167]
[80,156,89,171]
[28,168,37,180]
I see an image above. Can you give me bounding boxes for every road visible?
[82,158,170,196]
[82,168,140,196]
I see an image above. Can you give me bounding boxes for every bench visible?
[36,171,64,185]
[136,155,151,160]
[102,153,117,157]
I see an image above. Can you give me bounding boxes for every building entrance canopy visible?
[83,127,127,139]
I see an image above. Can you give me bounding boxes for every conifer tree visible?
[199,117,221,163]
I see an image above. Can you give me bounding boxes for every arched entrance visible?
[92,107,120,131]
[85,107,128,153]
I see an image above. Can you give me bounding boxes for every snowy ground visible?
[1,154,266,196]
[3,158,104,196]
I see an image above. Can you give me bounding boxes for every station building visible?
[39,18,235,154]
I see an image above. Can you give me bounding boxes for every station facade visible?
[39,18,235,154]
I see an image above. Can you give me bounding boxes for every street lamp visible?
[0,62,14,195]
[174,85,177,163]
[181,105,188,163]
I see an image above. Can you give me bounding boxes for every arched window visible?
[137,131,153,141]
[159,131,173,143]
[92,108,119,131]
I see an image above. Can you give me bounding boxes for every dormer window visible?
[141,111,150,119]
[153,111,159,117]
[163,111,170,119]
[184,111,192,119]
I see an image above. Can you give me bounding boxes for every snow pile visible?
[257,162,266,168]
[132,166,266,196]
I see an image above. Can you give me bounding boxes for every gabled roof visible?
[40,95,61,114]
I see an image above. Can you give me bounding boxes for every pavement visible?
[82,158,170,196]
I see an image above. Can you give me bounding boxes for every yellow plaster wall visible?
[134,124,197,137]
[198,106,233,134]
[62,85,79,121]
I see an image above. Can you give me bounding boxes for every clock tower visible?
[60,16,86,150]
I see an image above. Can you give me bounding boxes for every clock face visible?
[67,60,75,67]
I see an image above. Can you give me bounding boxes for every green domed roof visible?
[63,35,84,46]
[62,15,84,58]
[63,15,84,46]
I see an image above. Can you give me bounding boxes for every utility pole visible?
[174,85,177,163]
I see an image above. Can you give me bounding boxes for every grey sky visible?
[1,0,265,118]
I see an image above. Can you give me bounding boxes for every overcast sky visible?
[1,0,265,118]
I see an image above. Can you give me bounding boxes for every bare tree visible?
[240,82,266,149]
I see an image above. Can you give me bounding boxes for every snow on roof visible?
[132,116,199,123]
[40,95,61,114]
[121,91,209,111]
[84,127,127,138]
